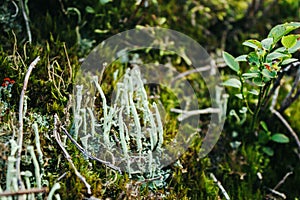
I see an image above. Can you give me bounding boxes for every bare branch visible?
[270,109,300,159]
[267,188,286,199]
[171,65,212,82]
[280,66,300,112]
[60,125,121,173]
[171,108,220,121]
[210,173,230,200]
[53,114,92,195]
[0,187,48,197]
[273,171,293,191]
[16,56,40,190]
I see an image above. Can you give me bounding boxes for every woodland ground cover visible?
[0,0,300,199]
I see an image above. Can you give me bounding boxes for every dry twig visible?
[270,109,300,159]
[210,173,230,200]
[0,187,48,197]
[267,188,286,199]
[273,171,293,191]
[16,56,40,190]
[53,114,92,195]
[171,108,220,121]
[59,124,121,172]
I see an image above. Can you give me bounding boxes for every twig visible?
[267,188,286,199]
[63,43,73,83]
[171,65,211,82]
[270,86,280,111]
[127,0,146,23]
[171,108,220,121]
[279,66,300,113]
[0,187,48,197]
[135,175,162,185]
[16,56,40,189]
[19,0,32,43]
[270,109,300,159]
[53,114,92,195]
[273,171,293,191]
[210,173,230,200]
[60,125,121,173]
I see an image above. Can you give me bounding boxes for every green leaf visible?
[281,58,298,65]
[268,22,300,43]
[243,40,262,49]
[235,55,248,62]
[274,47,287,53]
[85,6,95,13]
[242,72,260,79]
[222,51,240,72]
[248,89,259,95]
[261,38,273,50]
[271,133,290,143]
[258,130,271,144]
[253,77,265,87]
[235,93,243,99]
[266,52,289,61]
[288,40,300,53]
[261,69,276,79]
[247,52,260,67]
[99,0,112,4]
[262,147,274,156]
[157,17,167,25]
[281,35,298,48]
[222,78,241,89]
[260,121,268,131]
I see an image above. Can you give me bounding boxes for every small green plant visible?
[258,121,290,156]
[222,22,300,131]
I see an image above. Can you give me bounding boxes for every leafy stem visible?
[223,22,300,131]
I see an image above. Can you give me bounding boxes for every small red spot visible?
[264,64,271,71]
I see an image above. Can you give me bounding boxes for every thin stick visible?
[210,173,230,200]
[270,86,280,111]
[279,66,300,113]
[273,171,293,191]
[171,65,211,82]
[63,43,73,83]
[16,56,40,189]
[270,109,300,158]
[19,0,32,43]
[267,188,286,199]
[0,187,48,197]
[60,125,121,173]
[171,108,220,121]
[53,114,92,195]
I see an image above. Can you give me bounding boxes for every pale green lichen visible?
[73,66,169,182]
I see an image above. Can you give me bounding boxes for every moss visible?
[1,1,300,199]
